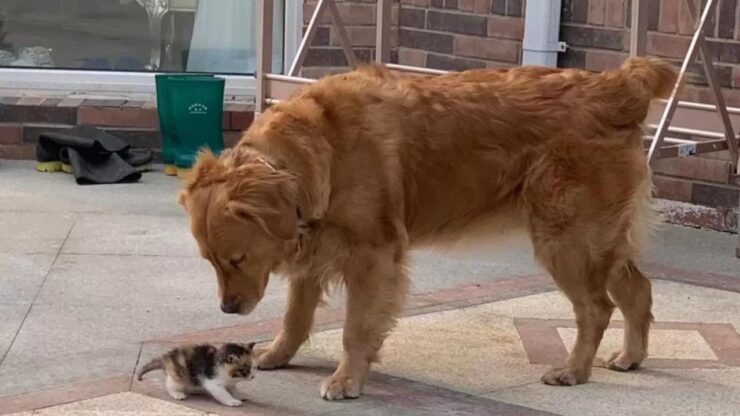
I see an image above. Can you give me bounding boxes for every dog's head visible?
[178,148,299,315]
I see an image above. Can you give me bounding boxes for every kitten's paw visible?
[168,390,187,400]
[222,398,243,407]
[320,374,361,401]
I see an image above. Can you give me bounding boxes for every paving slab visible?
[0,212,76,255]
[299,308,544,395]
[646,223,740,277]
[61,215,198,257]
[34,392,205,416]
[0,342,140,398]
[0,162,183,218]
[484,280,740,329]
[485,368,740,416]
[0,253,55,305]
[0,304,28,362]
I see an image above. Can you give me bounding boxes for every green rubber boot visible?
[169,76,226,179]
[155,74,214,176]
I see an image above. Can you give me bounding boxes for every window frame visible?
[0,1,302,99]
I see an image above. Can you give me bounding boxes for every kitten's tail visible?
[137,358,164,381]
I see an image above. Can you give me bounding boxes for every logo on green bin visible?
[188,103,208,115]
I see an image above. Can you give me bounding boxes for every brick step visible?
[652,155,736,184]
[0,98,254,131]
[0,122,243,161]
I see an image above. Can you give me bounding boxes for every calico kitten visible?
[137,342,256,407]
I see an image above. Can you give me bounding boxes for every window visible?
[0,0,300,96]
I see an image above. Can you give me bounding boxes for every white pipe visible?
[522,0,565,67]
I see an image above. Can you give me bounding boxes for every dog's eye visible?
[229,255,246,268]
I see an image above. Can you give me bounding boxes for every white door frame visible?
[0,1,302,100]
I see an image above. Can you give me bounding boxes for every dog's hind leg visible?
[320,244,409,400]
[533,240,615,386]
[606,260,653,371]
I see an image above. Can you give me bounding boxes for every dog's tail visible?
[137,358,164,381]
[596,57,679,127]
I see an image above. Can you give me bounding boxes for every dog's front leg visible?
[320,247,408,400]
[257,276,323,369]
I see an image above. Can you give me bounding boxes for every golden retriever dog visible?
[178,57,677,400]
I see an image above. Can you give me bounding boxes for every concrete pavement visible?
[0,161,738,415]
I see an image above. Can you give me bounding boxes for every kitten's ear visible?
[246,342,256,352]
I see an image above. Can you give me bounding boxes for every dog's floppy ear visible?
[227,194,298,241]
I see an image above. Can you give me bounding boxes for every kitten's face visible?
[220,342,256,379]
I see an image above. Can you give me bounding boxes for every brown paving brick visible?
[22,124,71,144]
[584,50,627,71]
[229,107,255,131]
[516,318,740,369]
[105,128,162,149]
[427,10,488,36]
[123,100,146,108]
[718,0,737,39]
[491,0,506,14]
[558,48,586,69]
[57,97,85,108]
[691,182,740,208]
[659,0,679,33]
[398,47,427,66]
[653,157,733,184]
[505,0,522,16]
[561,0,588,23]
[224,131,242,148]
[605,0,625,28]
[399,29,454,54]
[0,96,20,105]
[0,144,35,160]
[652,175,694,202]
[487,15,524,40]
[0,376,129,415]
[455,35,520,62]
[560,25,624,51]
[0,123,22,145]
[399,7,426,28]
[0,104,77,125]
[588,0,606,25]
[643,262,740,293]
[647,32,691,59]
[41,98,62,107]
[426,53,488,70]
[77,106,158,128]
[16,97,45,106]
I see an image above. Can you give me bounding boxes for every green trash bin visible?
[155,74,215,176]
[169,76,226,178]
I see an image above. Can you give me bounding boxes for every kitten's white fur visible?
[165,368,246,407]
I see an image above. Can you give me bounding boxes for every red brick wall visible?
[301,0,399,79]
[300,0,525,75]
[397,0,524,70]
[560,0,740,106]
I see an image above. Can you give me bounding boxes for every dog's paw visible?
[320,374,361,401]
[221,398,243,407]
[255,346,292,370]
[606,351,642,372]
[540,367,588,386]
[168,390,187,400]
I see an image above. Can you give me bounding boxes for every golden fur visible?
[178,57,678,399]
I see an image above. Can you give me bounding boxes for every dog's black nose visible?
[220,299,239,314]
